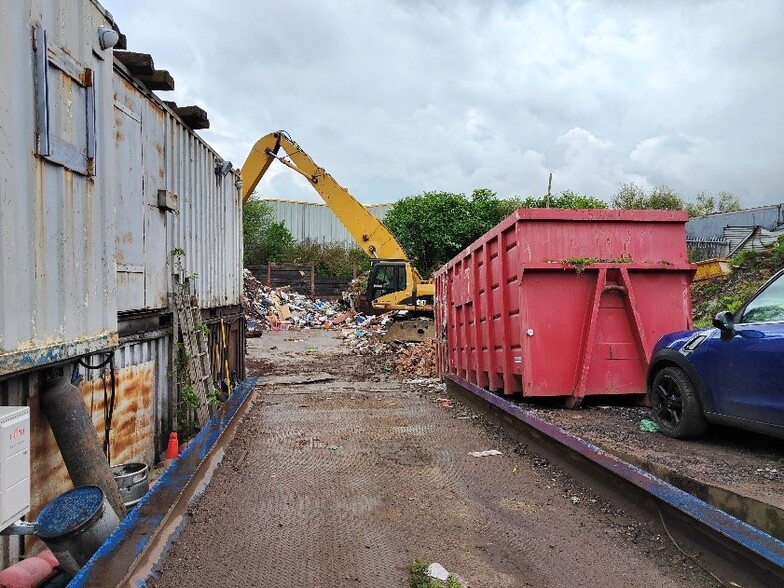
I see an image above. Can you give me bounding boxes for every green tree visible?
[384,189,520,276]
[611,183,685,210]
[242,199,295,266]
[263,221,296,262]
[519,190,607,209]
[647,185,686,210]
[687,190,742,217]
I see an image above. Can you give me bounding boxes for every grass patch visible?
[408,560,464,588]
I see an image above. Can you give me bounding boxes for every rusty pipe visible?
[40,376,126,519]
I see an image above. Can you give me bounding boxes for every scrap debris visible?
[243,269,378,334]
[469,450,502,458]
[243,269,438,378]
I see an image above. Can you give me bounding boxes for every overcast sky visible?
[102,0,783,207]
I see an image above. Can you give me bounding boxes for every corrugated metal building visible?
[685,204,784,240]
[0,0,244,568]
[263,198,394,244]
[685,204,784,260]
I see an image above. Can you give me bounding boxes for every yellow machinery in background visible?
[241,131,435,318]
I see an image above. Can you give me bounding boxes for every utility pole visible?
[546,172,553,207]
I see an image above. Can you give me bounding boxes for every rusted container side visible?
[112,70,243,312]
[1,330,172,567]
[167,116,243,310]
[435,209,695,405]
[0,0,119,377]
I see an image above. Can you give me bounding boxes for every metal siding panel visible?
[113,81,146,311]
[141,100,169,309]
[686,205,784,240]
[260,199,394,244]
[167,117,242,309]
[0,0,117,377]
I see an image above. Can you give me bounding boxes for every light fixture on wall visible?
[215,160,233,177]
[97,27,120,50]
[234,179,243,191]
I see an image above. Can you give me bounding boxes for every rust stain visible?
[81,362,155,467]
[27,363,156,551]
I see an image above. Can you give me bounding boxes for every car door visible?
[699,271,784,426]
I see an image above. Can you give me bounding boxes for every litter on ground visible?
[469,450,503,458]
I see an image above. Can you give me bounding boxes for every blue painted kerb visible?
[68,377,257,587]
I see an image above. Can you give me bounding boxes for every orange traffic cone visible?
[166,432,179,459]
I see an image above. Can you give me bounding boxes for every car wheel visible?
[649,366,708,439]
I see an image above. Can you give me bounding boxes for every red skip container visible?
[434,209,695,406]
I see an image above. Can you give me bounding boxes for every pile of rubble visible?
[242,269,438,378]
[393,339,438,378]
[243,269,393,336]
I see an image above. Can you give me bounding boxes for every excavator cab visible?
[368,262,407,301]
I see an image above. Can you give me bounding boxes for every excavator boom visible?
[241,131,434,319]
[242,131,408,262]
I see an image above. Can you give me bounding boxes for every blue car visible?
[647,268,784,439]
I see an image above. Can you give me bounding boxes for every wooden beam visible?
[114,51,154,75]
[137,70,175,91]
[174,105,210,130]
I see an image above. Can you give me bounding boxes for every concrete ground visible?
[146,329,716,588]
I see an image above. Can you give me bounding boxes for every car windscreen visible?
[739,273,784,323]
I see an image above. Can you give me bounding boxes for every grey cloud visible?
[104,0,784,206]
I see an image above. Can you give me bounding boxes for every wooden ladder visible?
[171,291,211,426]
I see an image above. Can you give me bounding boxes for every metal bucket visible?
[111,462,149,508]
[35,485,120,578]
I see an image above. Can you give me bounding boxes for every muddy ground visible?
[147,329,721,588]
[522,401,784,513]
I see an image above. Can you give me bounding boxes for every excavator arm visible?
[240,131,434,318]
[242,131,409,263]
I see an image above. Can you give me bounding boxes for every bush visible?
[611,183,686,210]
[243,199,296,266]
[519,190,607,209]
[284,240,370,277]
[384,189,522,276]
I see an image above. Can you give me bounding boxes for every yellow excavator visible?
[241,131,434,336]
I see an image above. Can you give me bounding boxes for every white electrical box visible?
[0,407,30,531]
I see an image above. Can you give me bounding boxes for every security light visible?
[215,160,233,177]
[98,27,120,50]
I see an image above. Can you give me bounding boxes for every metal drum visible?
[35,486,120,578]
[111,462,149,509]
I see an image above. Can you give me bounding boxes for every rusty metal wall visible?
[0,329,172,567]
[112,74,170,311]
[0,0,118,377]
[112,70,242,313]
[167,118,243,309]
[263,199,393,244]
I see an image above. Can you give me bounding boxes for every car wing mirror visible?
[712,310,736,337]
